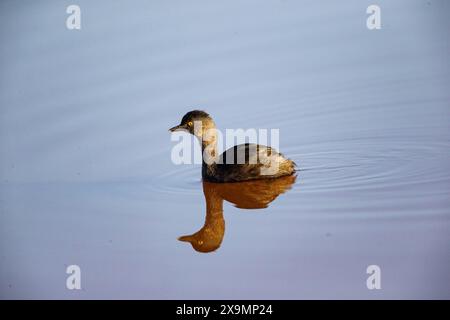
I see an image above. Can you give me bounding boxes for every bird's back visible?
[203,143,296,182]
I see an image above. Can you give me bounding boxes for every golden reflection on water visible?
[178,175,297,253]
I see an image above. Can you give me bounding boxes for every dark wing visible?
[208,143,294,182]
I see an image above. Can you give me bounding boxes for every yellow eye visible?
[187,121,193,127]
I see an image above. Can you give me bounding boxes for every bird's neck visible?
[199,129,218,177]
[203,182,224,226]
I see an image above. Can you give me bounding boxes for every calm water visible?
[0,0,449,299]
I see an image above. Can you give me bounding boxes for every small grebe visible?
[169,110,296,182]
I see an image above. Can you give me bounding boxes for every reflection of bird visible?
[169,110,296,182]
[178,175,296,253]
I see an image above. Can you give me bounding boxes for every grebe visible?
[169,110,296,182]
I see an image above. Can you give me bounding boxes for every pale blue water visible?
[0,0,449,299]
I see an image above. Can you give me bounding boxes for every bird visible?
[169,110,296,182]
[178,174,297,253]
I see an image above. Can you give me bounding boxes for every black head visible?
[169,110,213,135]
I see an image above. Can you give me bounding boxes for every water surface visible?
[0,0,449,299]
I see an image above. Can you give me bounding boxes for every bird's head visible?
[178,229,223,253]
[169,110,215,138]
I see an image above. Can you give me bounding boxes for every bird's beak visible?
[178,235,194,243]
[169,124,186,132]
